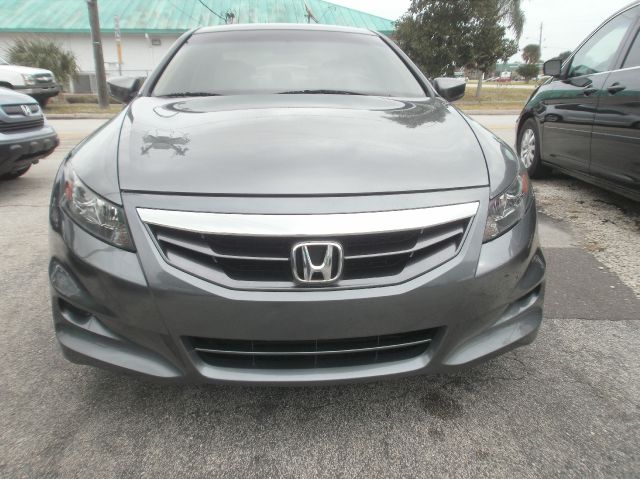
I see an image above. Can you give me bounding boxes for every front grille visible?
[189,328,438,369]
[2,104,39,115]
[150,219,469,289]
[0,118,44,133]
[33,73,54,84]
[140,203,477,290]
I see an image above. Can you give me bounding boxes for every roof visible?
[195,23,376,34]
[0,0,396,35]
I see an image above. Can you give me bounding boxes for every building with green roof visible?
[0,0,396,91]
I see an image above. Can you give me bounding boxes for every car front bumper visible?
[49,188,545,385]
[14,84,60,99]
[0,128,59,175]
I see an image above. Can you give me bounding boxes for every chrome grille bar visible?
[138,202,479,237]
[194,337,432,356]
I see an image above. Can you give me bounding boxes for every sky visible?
[330,0,635,61]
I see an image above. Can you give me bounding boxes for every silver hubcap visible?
[520,128,536,168]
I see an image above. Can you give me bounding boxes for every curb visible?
[460,109,521,115]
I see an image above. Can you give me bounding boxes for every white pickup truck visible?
[0,56,60,105]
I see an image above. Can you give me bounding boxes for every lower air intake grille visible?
[189,328,438,369]
[0,118,44,132]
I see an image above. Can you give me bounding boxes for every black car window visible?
[623,29,640,68]
[568,12,635,77]
[152,30,427,98]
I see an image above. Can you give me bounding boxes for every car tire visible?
[518,118,550,178]
[1,165,31,180]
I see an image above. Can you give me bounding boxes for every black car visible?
[517,2,640,201]
[0,87,58,180]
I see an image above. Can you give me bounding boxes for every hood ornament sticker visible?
[141,129,190,156]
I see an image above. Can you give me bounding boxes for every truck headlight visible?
[60,164,135,251]
[483,169,533,242]
[21,74,37,86]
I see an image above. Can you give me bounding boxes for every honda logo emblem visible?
[291,241,343,284]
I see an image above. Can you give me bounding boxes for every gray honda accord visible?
[48,24,545,384]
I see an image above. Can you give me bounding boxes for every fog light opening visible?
[515,284,542,308]
[58,298,92,325]
[49,261,82,298]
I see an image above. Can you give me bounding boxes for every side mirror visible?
[107,76,145,103]
[433,77,466,102]
[543,59,563,78]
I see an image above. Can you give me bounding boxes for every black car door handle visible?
[582,87,598,96]
[607,83,626,94]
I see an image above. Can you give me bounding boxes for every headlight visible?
[21,74,36,86]
[60,164,135,251]
[483,169,533,242]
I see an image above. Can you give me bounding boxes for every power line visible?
[196,0,226,22]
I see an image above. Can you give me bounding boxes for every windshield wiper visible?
[278,89,365,96]
[159,92,223,98]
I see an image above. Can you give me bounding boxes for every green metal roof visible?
[0,0,395,35]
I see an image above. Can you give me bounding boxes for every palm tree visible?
[497,0,525,40]
[8,39,77,102]
[522,44,541,64]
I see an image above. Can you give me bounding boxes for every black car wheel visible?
[518,119,550,178]
[1,165,31,180]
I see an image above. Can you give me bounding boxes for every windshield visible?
[0,56,8,65]
[152,30,427,98]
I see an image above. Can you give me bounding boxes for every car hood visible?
[0,86,39,104]
[0,64,53,76]
[118,95,488,196]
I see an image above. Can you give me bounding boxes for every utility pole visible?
[538,22,543,59]
[86,0,109,109]
[114,15,123,76]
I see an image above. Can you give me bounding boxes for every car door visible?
[541,11,636,174]
[590,7,640,196]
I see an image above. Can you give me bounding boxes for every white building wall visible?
[0,31,180,89]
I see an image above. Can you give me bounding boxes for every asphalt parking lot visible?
[1,116,639,478]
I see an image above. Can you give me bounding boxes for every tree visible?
[396,0,523,97]
[466,1,518,97]
[558,50,572,62]
[395,1,476,77]
[516,63,539,82]
[522,44,541,64]
[7,38,77,88]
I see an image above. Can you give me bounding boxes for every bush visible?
[516,63,539,82]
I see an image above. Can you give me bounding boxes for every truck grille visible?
[188,328,438,369]
[139,203,477,290]
[33,73,54,84]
